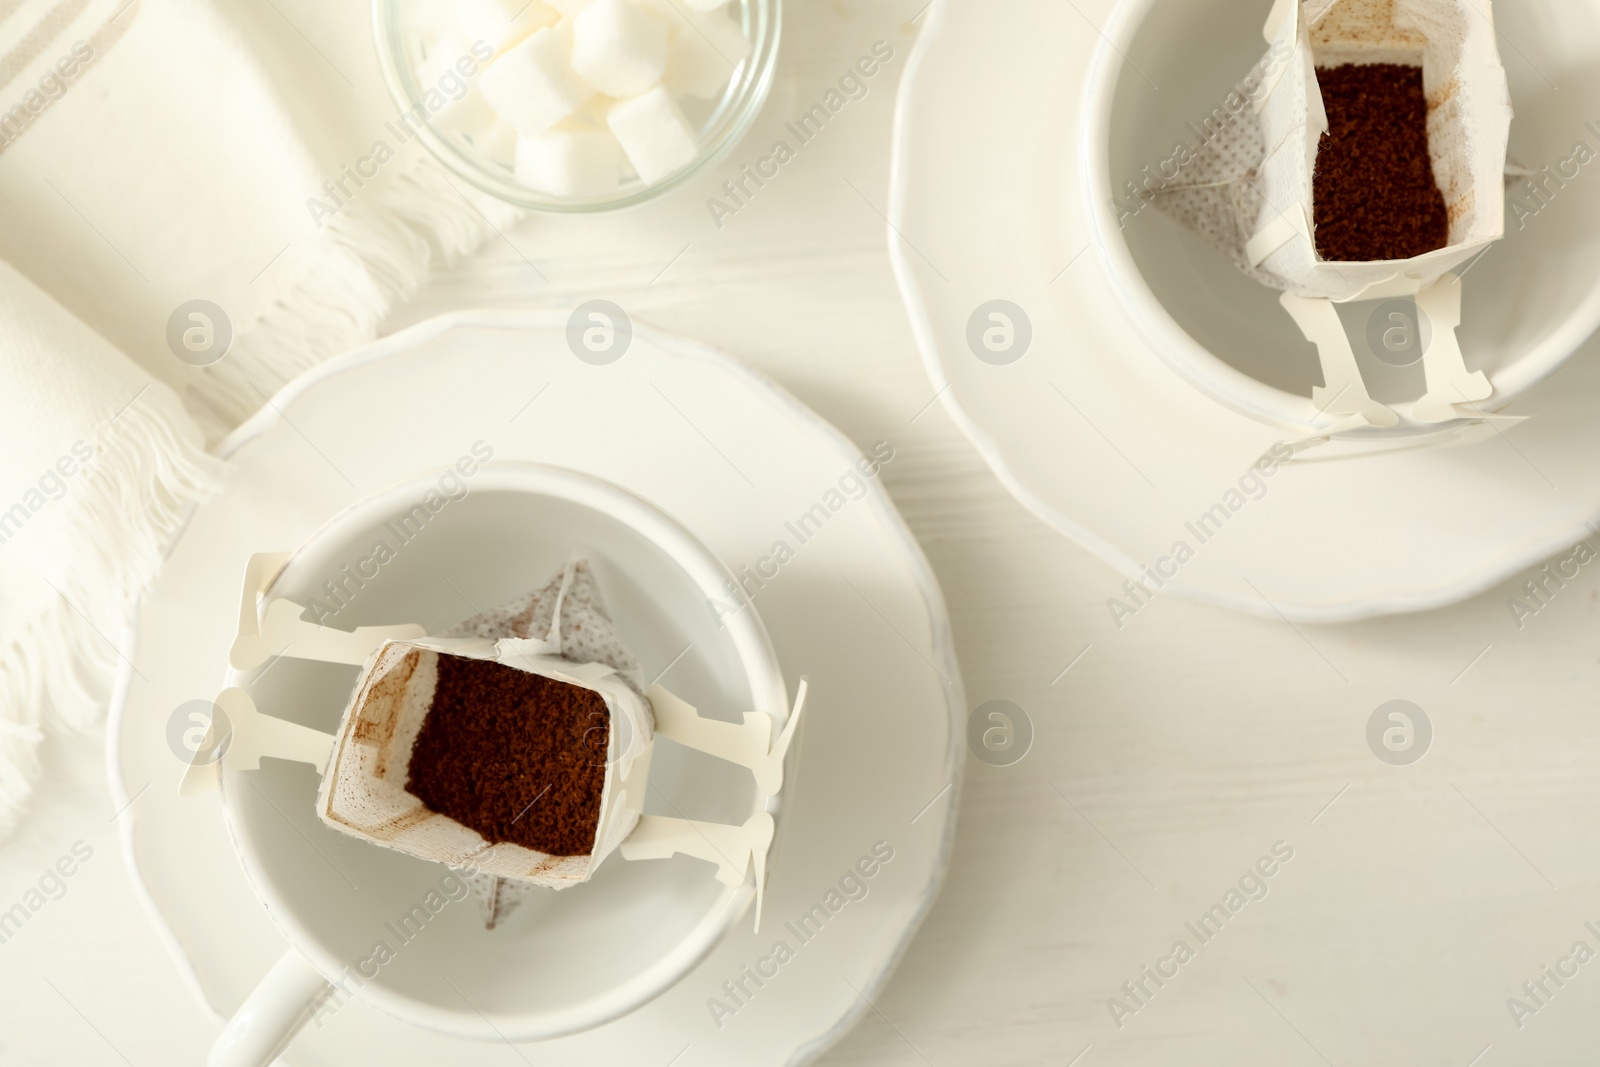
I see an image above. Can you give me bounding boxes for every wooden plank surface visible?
[3,1,1599,1065]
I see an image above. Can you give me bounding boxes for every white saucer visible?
[890,0,1600,622]
[107,311,964,1066]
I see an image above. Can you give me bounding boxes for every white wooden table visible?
[4,1,1599,1064]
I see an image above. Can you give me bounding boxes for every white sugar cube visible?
[571,0,669,97]
[417,29,471,81]
[630,0,687,24]
[436,86,502,139]
[469,118,519,164]
[415,32,480,119]
[413,33,499,127]
[408,2,460,40]
[514,121,624,196]
[450,0,557,51]
[607,85,698,184]
[663,13,751,98]
[478,27,593,134]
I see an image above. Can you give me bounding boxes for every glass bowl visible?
[373,0,780,212]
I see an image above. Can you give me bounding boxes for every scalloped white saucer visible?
[107,311,963,1066]
[890,0,1600,622]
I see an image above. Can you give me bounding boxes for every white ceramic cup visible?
[208,462,789,1066]
[1083,0,1600,439]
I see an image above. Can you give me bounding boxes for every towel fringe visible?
[0,386,225,839]
[182,152,523,437]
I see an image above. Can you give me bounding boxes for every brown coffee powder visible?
[1312,63,1448,262]
[406,655,610,857]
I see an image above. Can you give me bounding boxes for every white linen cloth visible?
[0,0,520,836]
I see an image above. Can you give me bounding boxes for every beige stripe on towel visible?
[0,0,139,154]
[0,0,92,93]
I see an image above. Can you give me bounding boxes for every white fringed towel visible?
[0,0,522,837]
[0,256,222,834]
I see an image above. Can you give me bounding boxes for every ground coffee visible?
[1312,63,1448,262]
[406,655,610,857]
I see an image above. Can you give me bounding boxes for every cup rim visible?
[371,0,783,213]
[222,460,788,1040]
[1080,0,1600,438]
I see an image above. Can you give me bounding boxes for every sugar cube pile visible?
[421,0,753,197]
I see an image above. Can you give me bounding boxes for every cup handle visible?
[208,950,332,1067]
